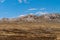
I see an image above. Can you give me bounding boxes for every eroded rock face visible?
[44,14,60,19]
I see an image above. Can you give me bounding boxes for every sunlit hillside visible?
[0,14,60,40]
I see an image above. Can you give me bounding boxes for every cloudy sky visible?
[0,0,60,18]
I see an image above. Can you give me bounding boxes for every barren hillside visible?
[0,14,60,40]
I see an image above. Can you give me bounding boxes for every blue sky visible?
[0,0,60,18]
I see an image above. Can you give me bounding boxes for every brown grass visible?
[0,22,59,40]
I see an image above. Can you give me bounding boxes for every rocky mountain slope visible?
[0,13,59,40]
[0,13,60,23]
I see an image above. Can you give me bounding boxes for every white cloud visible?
[24,0,27,3]
[28,8,46,11]
[18,0,22,3]
[40,8,46,10]
[0,0,5,3]
[18,0,28,3]
[18,15,26,17]
[35,11,48,15]
[28,8,37,10]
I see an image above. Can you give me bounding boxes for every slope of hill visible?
[0,13,60,40]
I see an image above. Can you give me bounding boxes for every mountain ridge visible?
[0,13,60,23]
